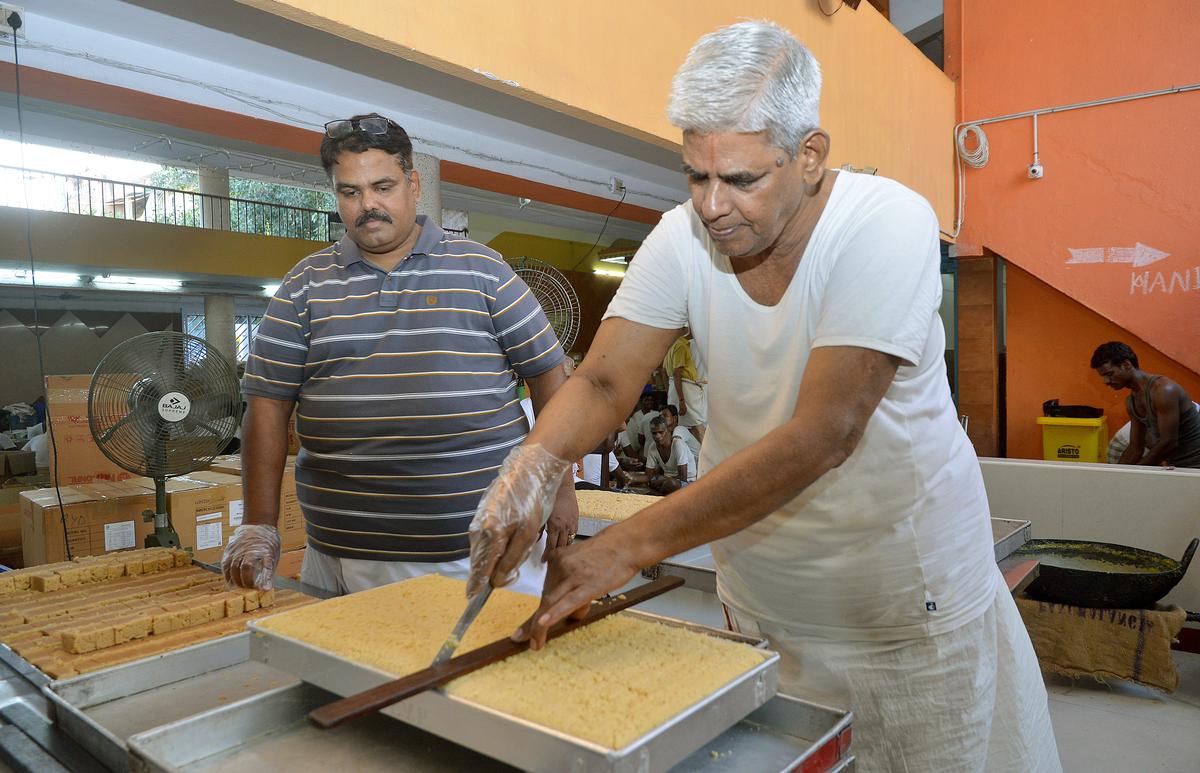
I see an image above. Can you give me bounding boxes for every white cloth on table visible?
[604,170,997,642]
[300,538,548,597]
[726,574,1060,773]
[644,435,696,482]
[21,432,48,469]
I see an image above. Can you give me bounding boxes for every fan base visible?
[145,527,182,550]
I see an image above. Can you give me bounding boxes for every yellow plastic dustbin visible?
[1035,416,1108,463]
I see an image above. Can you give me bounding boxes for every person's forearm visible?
[527,370,637,465]
[673,369,686,408]
[525,363,578,506]
[1117,444,1142,465]
[601,405,860,568]
[242,396,294,527]
[1139,437,1177,466]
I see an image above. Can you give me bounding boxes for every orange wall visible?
[948,0,1200,376]
[239,0,957,229]
[1006,265,1200,460]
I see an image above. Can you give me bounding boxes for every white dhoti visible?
[667,378,707,427]
[727,577,1061,773]
[300,538,548,597]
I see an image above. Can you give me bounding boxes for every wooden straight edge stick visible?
[308,575,685,729]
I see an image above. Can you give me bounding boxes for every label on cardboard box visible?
[229,499,244,527]
[103,520,136,551]
[196,511,223,550]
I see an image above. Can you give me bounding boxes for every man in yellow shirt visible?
[664,329,706,443]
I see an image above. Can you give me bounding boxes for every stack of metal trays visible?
[126,683,852,772]
[42,634,297,772]
[244,610,786,773]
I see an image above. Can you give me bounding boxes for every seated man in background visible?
[644,416,696,494]
[1092,341,1200,469]
[626,387,658,457]
[574,432,624,490]
[661,403,702,469]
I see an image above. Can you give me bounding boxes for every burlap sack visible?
[1016,596,1187,693]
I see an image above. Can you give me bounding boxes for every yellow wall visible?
[0,207,329,280]
[238,0,956,229]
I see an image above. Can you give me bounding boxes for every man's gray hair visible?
[667,20,821,157]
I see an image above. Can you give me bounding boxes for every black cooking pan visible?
[1012,537,1198,609]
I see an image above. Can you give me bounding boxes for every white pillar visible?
[198,166,231,230]
[204,295,238,368]
[412,152,441,227]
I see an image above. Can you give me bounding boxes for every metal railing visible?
[0,165,334,242]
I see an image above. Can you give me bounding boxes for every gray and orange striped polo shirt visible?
[243,215,564,561]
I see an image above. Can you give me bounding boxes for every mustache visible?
[356,210,393,227]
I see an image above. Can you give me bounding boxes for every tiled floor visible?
[1046,651,1200,772]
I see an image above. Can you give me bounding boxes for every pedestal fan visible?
[88,332,242,549]
[509,256,581,352]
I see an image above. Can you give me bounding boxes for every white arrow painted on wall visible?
[1066,243,1170,267]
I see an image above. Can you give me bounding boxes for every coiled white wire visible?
[955,123,989,169]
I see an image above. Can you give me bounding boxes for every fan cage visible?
[509,256,581,353]
[88,331,243,479]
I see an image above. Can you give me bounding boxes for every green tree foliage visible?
[145,166,335,240]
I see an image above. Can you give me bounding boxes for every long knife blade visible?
[431,585,492,665]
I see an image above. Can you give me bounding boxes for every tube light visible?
[92,275,183,292]
[0,269,81,286]
[592,268,626,278]
[263,284,281,297]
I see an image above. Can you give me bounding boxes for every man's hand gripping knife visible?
[467,444,570,598]
[222,524,282,590]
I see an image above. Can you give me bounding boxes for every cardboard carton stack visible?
[206,455,306,555]
[44,375,133,486]
[19,469,307,568]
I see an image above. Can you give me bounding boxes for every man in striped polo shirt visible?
[223,114,577,596]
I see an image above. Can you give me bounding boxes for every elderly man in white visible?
[467,20,1060,772]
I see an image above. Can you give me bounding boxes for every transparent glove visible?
[467,444,570,597]
[222,524,282,590]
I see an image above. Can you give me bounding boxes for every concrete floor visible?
[1046,650,1200,773]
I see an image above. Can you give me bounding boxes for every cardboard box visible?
[208,455,297,476]
[0,482,43,565]
[45,375,134,486]
[197,458,305,552]
[122,474,239,565]
[277,547,305,580]
[2,451,37,479]
[21,484,155,566]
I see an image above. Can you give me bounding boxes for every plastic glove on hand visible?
[467,444,569,597]
[222,524,282,590]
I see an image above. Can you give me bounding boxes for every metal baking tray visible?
[642,517,1034,597]
[43,633,298,772]
[991,518,1032,562]
[577,514,618,538]
[126,682,852,773]
[246,610,780,773]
